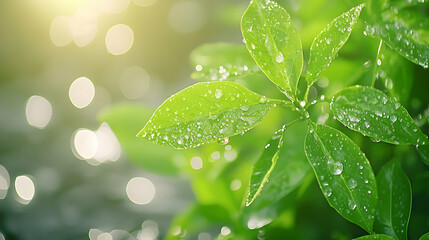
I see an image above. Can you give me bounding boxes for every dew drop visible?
[364,122,370,128]
[390,115,397,123]
[328,161,343,175]
[377,59,382,66]
[348,199,357,210]
[275,52,284,63]
[218,137,229,145]
[215,89,223,99]
[240,106,249,111]
[348,179,357,189]
[325,187,333,197]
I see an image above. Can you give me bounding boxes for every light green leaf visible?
[241,0,303,95]
[306,4,365,86]
[304,123,377,233]
[137,82,275,149]
[190,42,261,82]
[354,234,396,240]
[331,86,428,145]
[98,103,181,175]
[246,127,285,206]
[416,144,429,166]
[420,232,429,240]
[375,161,412,240]
[375,44,413,105]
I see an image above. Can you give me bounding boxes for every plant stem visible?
[371,39,383,87]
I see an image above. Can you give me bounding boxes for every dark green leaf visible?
[331,86,428,145]
[246,120,310,208]
[304,123,377,233]
[246,127,285,206]
[190,43,261,82]
[375,161,412,240]
[98,103,181,175]
[420,232,429,240]
[366,0,429,68]
[137,82,276,149]
[246,120,310,207]
[416,144,429,166]
[241,0,303,95]
[306,4,365,86]
[354,234,396,240]
[375,44,413,105]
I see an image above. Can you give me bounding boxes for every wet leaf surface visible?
[190,42,261,82]
[331,86,428,145]
[305,122,377,233]
[138,82,275,149]
[241,0,303,95]
[306,4,365,86]
[354,234,396,240]
[375,160,412,240]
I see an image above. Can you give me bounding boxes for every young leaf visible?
[304,123,377,233]
[331,86,428,145]
[354,234,396,240]
[190,43,261,82]
[416,144,429,166]
[375,161,412,240]
[420,232,429,240]
[98,103,181,175]
[241,0,303,95]
[246,127,285,206]
[306,4,365,87]
[137,81,275,149]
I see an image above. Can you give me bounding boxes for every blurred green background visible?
[0,0,428,239]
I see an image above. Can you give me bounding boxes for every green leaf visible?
[304,123,377,233]
[420,232,429,240]
[306,4,365,86]
[366,0,429,68]
[241,0,303,95]
[354,234,396,240]
[246,120,310,209]
[416,144,429,166]
[98,103,181,175]
[331,86,428,145]
[246,126,285,206]
[190,42,261,82]
[137,81,275,149]
[374,161,412,240]
[375,44,413,105]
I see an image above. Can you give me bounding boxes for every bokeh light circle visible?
[25,95,53,129]
[69,77,95,109]
[105,24,134,55]
[126,177,155,205]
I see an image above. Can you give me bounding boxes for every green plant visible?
[100,0,429,239]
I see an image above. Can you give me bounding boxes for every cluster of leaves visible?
[100,0,429,239]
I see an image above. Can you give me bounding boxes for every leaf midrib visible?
[251,0,290,91]
[311,126,372,233]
